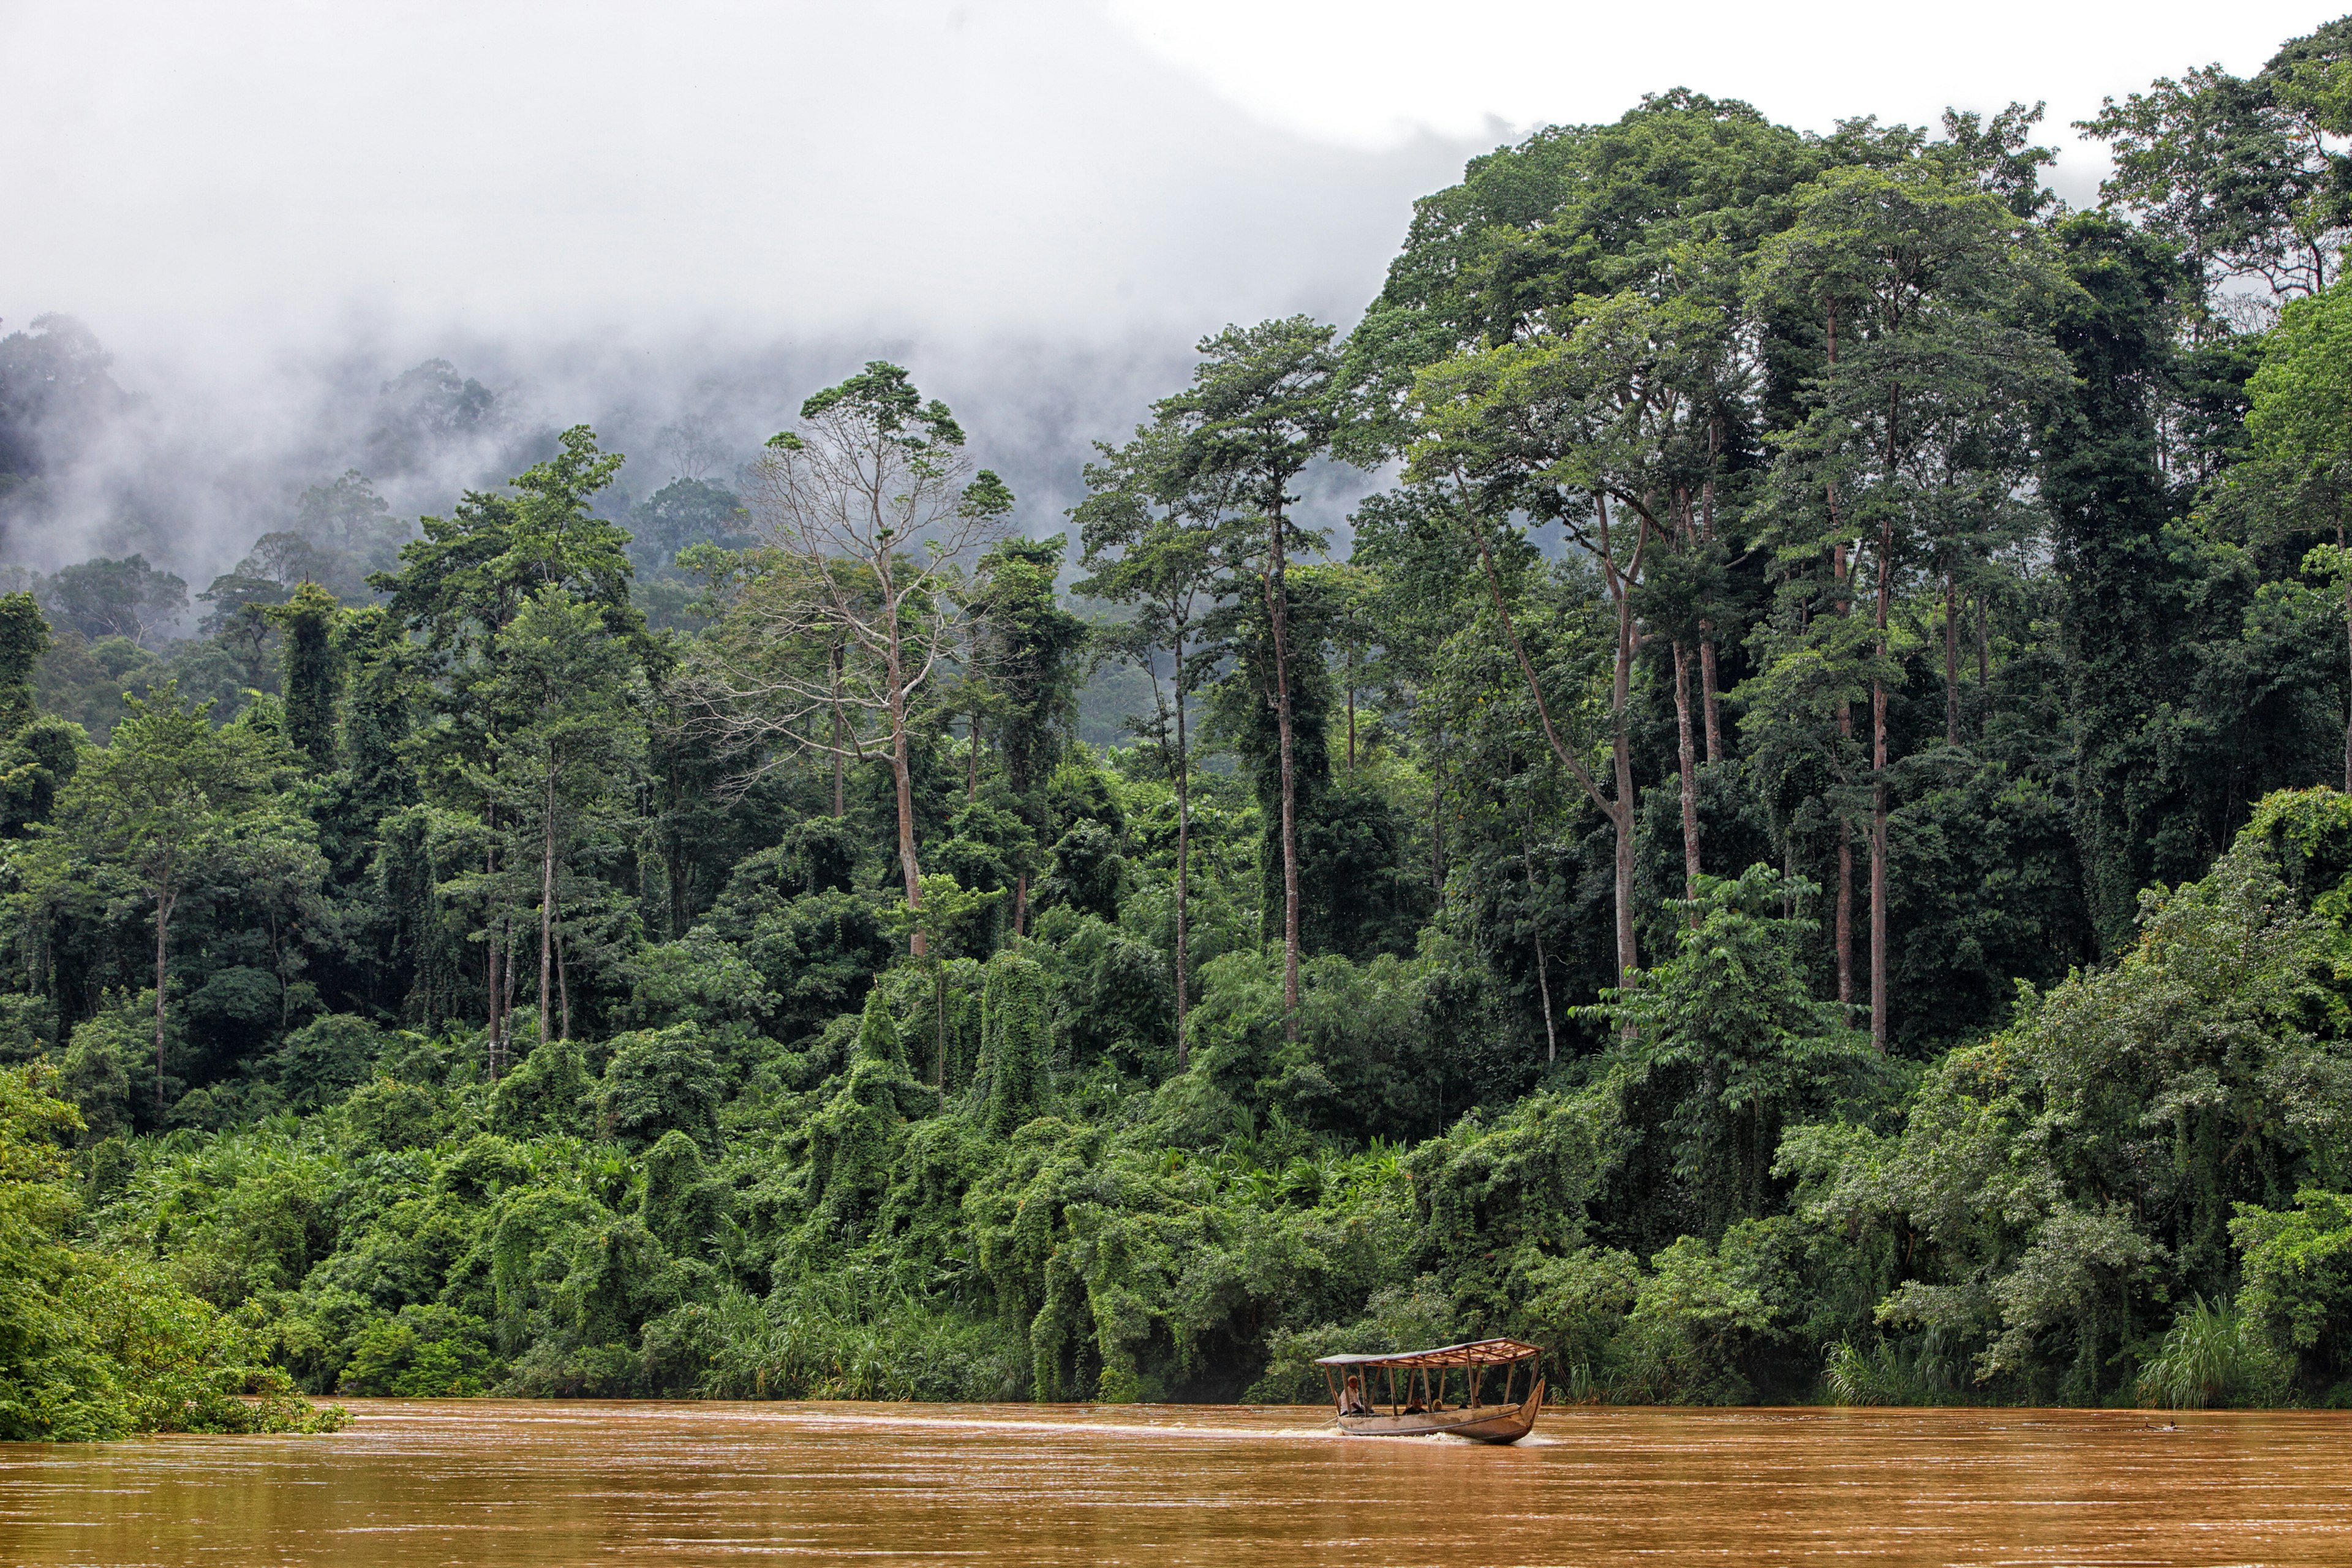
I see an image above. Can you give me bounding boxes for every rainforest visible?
[4,16,2352,1441]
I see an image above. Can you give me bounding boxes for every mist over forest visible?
[0,327,1167,585]
[4,6,2352,1442]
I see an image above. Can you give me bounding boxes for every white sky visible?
[6,0,2339,352]
[1102,1,2334,167]
[0,0,2341,575]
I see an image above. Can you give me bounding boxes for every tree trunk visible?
[1698,440,1724,763]
[1870,779,1888,1050]
[1871,517,1893,1053]
[1267,511,1302,1041]
[1610,712,1638,985]
[1833,543,1853,1017]
[1463,501,1638,981]
[555,930,570,1041]
[152,879,171,1119]
[666,823,686,941]
[1345,644,1357,775]
[486,933,501,1080]
[886,631,923,957]
[1698,635,1724,764]
[1824,301,1856,1019]
[1837,834,1853,1014]
[1174,640,1191,1072]
[1673,639,1702,906]
[830,643,846,819]
[967,715,979,803]
[539,769,556,1050]
[1431,714,1446,901]
[1943,562,1961,747]
[1534,933,1556,1065]
[1522,839,1556,1065]
[1977,593,1991,699]
[1608,503,1645,986]
[485,834,503,1080]
[1607,501,1641,982]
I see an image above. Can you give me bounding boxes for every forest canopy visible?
[3,15,2352,1433]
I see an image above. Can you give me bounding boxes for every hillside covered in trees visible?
[4,17,2352,1436]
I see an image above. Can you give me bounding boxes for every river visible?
[4,1400,2350,1565]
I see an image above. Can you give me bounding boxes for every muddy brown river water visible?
[3,1400,2350,1566]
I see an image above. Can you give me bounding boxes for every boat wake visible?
[762,1407,1346,1443]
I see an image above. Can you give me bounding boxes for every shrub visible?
[598,1026,723,1148]
[1609,1220,1800,1404]
[339,1077,444,1153]
[491,1036,593,1138]
[0,1066,341,1439]
[272,1014,384,1111]
[2137,1296,2288,1409]
[640,1128,732,1257]
[978,953,1050,1136]
[59,996,141,1141]
[2230,1188,2352,1395]
[1247,1280,1461,1403]
[337,1305,494,1398]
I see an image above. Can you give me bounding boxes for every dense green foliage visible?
[0,1063,341,1438]
[5,19,2352,1432]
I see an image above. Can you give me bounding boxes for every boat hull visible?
[1335,1379,1543,1444]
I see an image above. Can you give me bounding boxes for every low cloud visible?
[1,1,1477,589]
[5,0,2326,595]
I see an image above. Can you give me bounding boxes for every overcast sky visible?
[0,0,2342,573]
[7,0,2337,342]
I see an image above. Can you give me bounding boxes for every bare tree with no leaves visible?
[655,411,729,481]
[699,362,1012,954]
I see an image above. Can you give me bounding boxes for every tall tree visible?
[1736,548,1884,1014]
[485,588,647,1058]
[1340,91,1822,463]
[1747,164,2076,1047]
[967,534,1085,935]
[374,424,637,1057]
[290,470,407,596]
[2036,213,2198,949]
[2079,17,2350,317]
[268,582,343,771]
[724,363,1013,954]
[2240,279,2352,786]
[0,591,49,736]
[1408,293,1729,981]
[1157,319,1340,1036]
[1321,563,1379,777]
[1076,426,1221,1068]
[26,686,318,1114]
[41,556,186,647]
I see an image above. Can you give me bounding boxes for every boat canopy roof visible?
[1314,1338,1541,1370]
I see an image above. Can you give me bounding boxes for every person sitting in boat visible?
[1340,1374,1371,1416]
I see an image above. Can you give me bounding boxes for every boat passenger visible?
[1340,1374,1371,1416]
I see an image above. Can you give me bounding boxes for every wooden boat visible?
[1316,1338,1544,1443]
